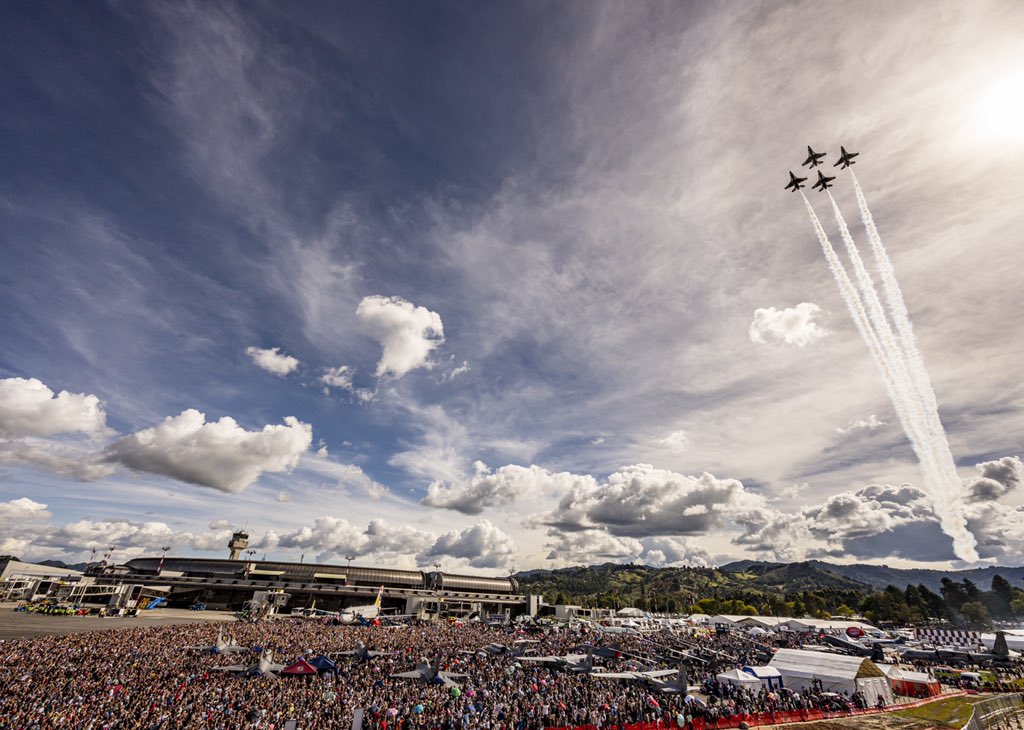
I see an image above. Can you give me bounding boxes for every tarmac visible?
[0,602,235,640]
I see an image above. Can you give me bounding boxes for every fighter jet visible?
[332,639,393,662]
[969,632,1019,665]
[801,146,826,168]
[390,656,467,688]
[184,627,250,655]
[812,171,835,192]
[820,634,874,657]
[518,648,600,673]
[211,648,285,677]
[834,146,859,169]
[785,171,807,192]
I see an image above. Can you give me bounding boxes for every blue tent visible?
[309,655,337,673]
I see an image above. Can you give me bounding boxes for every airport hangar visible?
[97,553,540,619]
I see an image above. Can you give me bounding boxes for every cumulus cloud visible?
[105,409,312,493]
[536,464,763,538]
[356,295,444,378]
[749,303,829,347]
[965,455,1023,502]
[444,361,471,381]
[418,520,517,569]
[658,429,690,451]
[733,506,817,562]
[320,364,354,390]
[422,461,592,514]
[276,516,434,564]
[836,414,887,435]
[545,530,643,563]
[334,463,389,499]
[0,377,107,438]
[0,497,51,524]
[245,346,300,376]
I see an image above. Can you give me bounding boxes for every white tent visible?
[716,668,762,687]
[769,649,893,707]
[743,665,784,690]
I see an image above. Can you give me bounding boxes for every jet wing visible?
[211,663,250,673]
[518,656,561,663]
[591,671,644,680]
[641,669,679,678]
[390,670,427,679]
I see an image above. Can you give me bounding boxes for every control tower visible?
[228,530,250,560]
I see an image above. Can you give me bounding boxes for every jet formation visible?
[786,146,858,192]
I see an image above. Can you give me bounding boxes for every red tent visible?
[281,658,318,676]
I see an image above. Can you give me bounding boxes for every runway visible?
[0,602,235,640]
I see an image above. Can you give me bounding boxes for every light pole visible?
[245,549,256,563]
[345,554,354,570]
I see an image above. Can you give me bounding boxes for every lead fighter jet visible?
[801,146,826,168]
[785,171,807,192]
[834,146,859,169]
[812,170,835,191]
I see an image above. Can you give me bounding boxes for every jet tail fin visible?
[374,585,384,608]
[994,631,1009,657]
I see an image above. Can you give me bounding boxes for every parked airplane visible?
[212,648,285,676]
[969,632,1019,665]
[184,627,249,654]
[519,648,600,673]
[333,639,393,662]
[390,656,467,687]
[834,146,859,169]
[785,171,807,192]
[338,586,384,624]
[802,146,826,168]
[812,171,835,191]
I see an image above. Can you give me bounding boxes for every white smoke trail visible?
[848,172,978,562]
[825,193,939,479]
[800,194,926,472]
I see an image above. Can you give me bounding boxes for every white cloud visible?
[545,530,643,563]
[836,414,887,435]
[965,456,1023,502]
[356,295,444,378]
[422,461,591,514]
[277,516,434,564]
[444,361,471,381]
[0,377,107,438]
[0,497,51,524]
[245,346,300,376]
[320,364,354,390]
[418,520,517,569]
[658,429,690,451]
[105,409,312,493]
[0,440,115,481]
[535,463,764,538]
[275,490,292,503]
[749,303,829,347]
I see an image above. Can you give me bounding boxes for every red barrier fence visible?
[546,691,967,730]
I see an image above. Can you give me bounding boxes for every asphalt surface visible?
[0,603,235,640]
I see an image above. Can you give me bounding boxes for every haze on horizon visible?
[1,1,1023,574]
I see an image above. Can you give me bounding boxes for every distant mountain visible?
[721,560,1024,594]
[37,559,90,572]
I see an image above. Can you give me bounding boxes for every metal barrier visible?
[962,694,1024,730]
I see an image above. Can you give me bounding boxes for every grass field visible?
[893,695,984,728]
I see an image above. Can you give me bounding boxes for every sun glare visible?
[976,66,1024,144]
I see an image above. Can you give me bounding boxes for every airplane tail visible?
[993,631,1009,657]
[374,585,384,608]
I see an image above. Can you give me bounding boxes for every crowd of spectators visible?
[0,615,1020,730]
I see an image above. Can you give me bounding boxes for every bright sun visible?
[976,66,1024,144]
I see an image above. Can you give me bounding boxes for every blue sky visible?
[2,1,1024,572]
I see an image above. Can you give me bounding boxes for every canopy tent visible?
[616,607,646,618]
[281,658,318,676]
[716,668,762,687]
[309,655,337,673]
[769,648,893,707]
[884,666,941,698]
[743,665,784,690]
